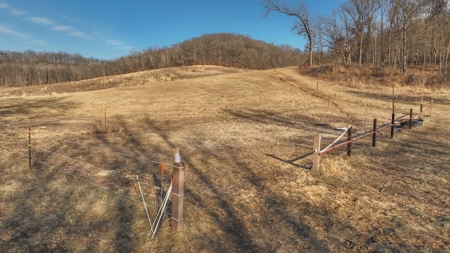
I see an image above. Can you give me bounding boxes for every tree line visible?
[0,33,303,87]
[263,0,450,76]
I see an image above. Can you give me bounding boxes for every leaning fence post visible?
[312,134,321,171]
[347,126,352,156]
[391,113,395,138]
[172,147,184,232]
[28,127,32,169]
[372,119,377,147]
[409,109,413,129]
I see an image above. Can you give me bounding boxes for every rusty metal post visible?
[172,148,184,232]
[409,109,413,129]
[391,113,395,138]
[312,134,321,171]
[372,119,377,147]
[28,128,32,169]
[347,126,352,156]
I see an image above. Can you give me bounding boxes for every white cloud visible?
[106,39,122,46]
[0,3,9,9]
[29,17,53,25]
[53,25,72,31]
[106,39,132,51]
[69,31,90,39]
[0,25,28,39]
[10,9,25,16]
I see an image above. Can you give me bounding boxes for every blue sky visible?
[0,0,344,60]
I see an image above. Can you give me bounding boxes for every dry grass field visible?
[1,65,449,252]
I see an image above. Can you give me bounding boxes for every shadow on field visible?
[0,97,77,120]
[0,98,141,252]
[107,116,334,252]
[345,90,447,105]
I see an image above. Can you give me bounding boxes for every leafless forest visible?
[1,0,450,87]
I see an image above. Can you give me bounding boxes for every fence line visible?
[34,158,150,205]
[312,101,433,170]
[32,145,158,187]
[57,138,172,167]
[1,133,180,236]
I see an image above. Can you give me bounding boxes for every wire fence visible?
[0,124,176,234]
[311,102,433,169]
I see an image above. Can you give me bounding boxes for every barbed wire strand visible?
[56,138,173,167]
[33,158,147,204]
[1,142,176,218]
[32,145,158,187]
[32,158,175,214]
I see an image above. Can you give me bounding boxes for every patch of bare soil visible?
[0,66,449,252]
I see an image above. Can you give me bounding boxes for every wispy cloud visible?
[53,25,72,31]
[69,31,90,39]
[0,3,25,16]
[0,25,28,39]
[106,39,133,51]
[106,40,122,46]
[29,17,53,25]
[10,9,25,16]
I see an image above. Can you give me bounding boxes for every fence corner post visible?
[172,147,184,233]
[312,134,321,171]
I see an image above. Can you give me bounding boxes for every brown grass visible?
[1,65,449,252]
[301,63,450,92]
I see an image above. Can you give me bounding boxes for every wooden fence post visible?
[409,109,413,129]
[347,126,352,156]
[391,113,395,138]
[312,134,321,171]
[28,127,32,169]
[172,148,184,232]
[372,119,377,147]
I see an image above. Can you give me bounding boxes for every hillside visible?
[0,66,449,252]
[0,33,303,87]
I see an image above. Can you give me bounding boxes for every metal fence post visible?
[28,127,32,169]
[409,109,413,129]
[391,113,395,138]
[347,126,352,156]
[372,119,377,147]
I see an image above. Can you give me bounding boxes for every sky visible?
[0,0,345,60]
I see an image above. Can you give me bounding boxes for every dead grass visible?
[1,65,449,252]
[0,65,247,97]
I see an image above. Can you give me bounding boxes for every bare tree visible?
[262,0,314,66]
[389,0,427,75]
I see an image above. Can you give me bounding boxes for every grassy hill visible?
[1,66,449,252]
